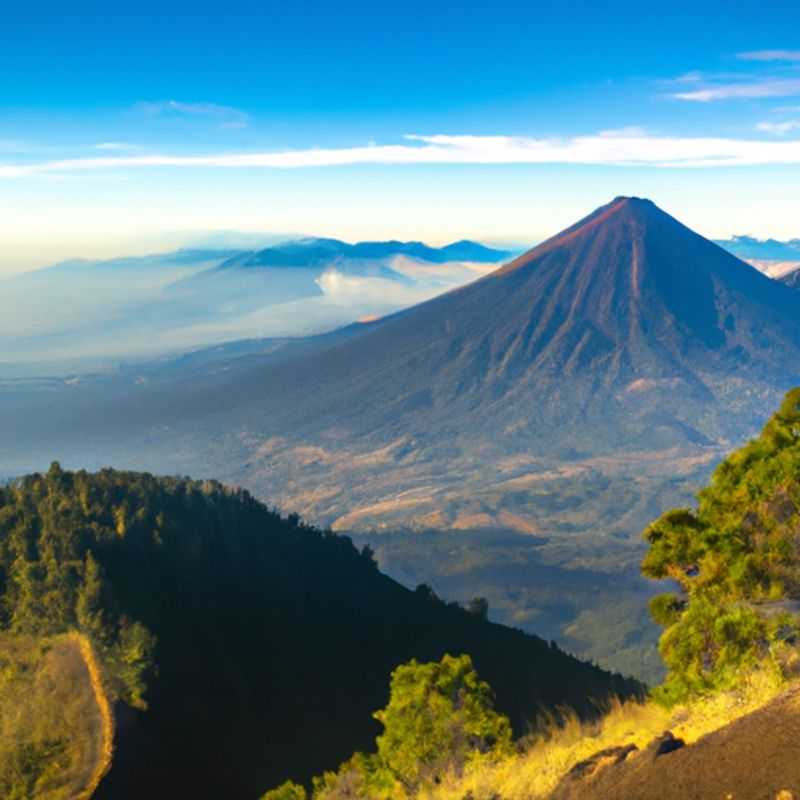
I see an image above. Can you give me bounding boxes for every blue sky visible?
[3,0,800,271]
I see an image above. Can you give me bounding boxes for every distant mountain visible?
[0,465,639,800]
[439,239,515,261]
[15,248,244,277]
[1,238,504,375]
[215,237,513,271]
[174,196,800,459]
[714,234,800,262]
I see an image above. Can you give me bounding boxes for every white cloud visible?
[671,71,704,84]
[93,142,143,151]
[756,120,800,135]
[135,100,249,128]
[7,130,800,176]
[673,78,800,102]
[738,50,800,62]
[316,269,438,307]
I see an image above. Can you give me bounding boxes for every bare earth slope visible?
[550,685,800,800]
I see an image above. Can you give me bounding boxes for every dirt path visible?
[69,632,115,800]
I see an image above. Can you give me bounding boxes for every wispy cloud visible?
[756,120,800,134]
[738,50,800,62]
[670,71,705,84]
[6,130,800,176]
[135,100,249,129]
[93,142,143,151]
[673,78,800,102]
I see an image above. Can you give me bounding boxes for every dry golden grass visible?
[0,631,114,800]
[422,668,789,800]
[72,632,115,800]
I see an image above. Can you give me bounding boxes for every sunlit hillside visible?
[0,633,113,800]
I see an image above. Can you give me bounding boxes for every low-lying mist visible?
[0,248,499,377]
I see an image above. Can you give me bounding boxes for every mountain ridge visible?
[715,233,800,262]
[213,237,513,272]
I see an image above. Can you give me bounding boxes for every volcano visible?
[191,195,800,454]
[5,196,800,531]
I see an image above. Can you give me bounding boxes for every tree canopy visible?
[306,654,512,800]
[374,654,512,789]
[641,388,800,703]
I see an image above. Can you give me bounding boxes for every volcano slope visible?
[214,195,800,530]
[6,196,800,535]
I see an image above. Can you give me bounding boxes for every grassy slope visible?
[421,668,791,800]
[0,632,113,800]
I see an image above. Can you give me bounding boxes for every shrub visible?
[374,654,512,790]
[261,780,307,800]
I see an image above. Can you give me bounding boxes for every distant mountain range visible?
[37,248,246,274]
[215,237,513,270]
[0,238,510,375]
[714,234,800,262]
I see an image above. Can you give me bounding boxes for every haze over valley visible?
[5,196,800,682]
[0,238,510,376]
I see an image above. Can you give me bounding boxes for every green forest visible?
[0,465,639,800]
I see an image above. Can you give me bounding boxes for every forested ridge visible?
[0,465,641,800]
